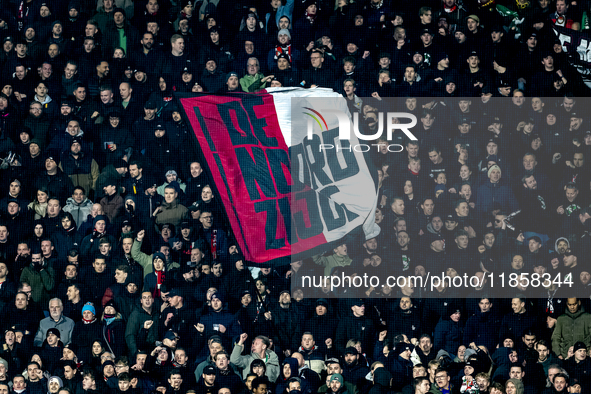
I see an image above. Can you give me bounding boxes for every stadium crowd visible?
[0,0,590,393]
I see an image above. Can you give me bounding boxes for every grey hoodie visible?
[62,197,94,229]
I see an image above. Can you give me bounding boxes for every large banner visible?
[553,25,591,88]
[178,88,379,264]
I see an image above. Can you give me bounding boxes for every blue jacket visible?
[198,309,242,350]
[476,180,519,218]
[434,318,463,355]
[463,309,502,352]
[264,0,294,33]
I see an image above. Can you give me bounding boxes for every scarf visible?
[211,229,217,260]
[274,44,292,61]
[17,0,29,31]
[154,270,165,297]
[83,317,96,324]
[305,11,317,23]
[104,316,116,325]
[444,4,457,12]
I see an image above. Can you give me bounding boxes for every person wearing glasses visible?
[196,209,229,263]
[432,369,460,394]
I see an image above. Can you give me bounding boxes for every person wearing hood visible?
[47,376,63,394]
[62,187,93,230]
[59,138,100,199]
[230,332,280,382]
[276,358,312,394]
[552,298,591,359]
[51,212,82,262]
[505,378,524,394]
[491,346,518,383]
[367,365,393,394]
[222,253,255,309]
[434,306,464,355]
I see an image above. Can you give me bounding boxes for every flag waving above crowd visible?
[179,88,380,265]
[553,25,591,88]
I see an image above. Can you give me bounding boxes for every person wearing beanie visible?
[222,71,241,93]
[101,299,125,357]
[39,327,65,375]
[47,376,63,394]
[476,162,519,221]
[197,289,241,352]
[267,28,300,72]
[142,251,171,299]
[157,170,187,198]
[101,7,139,67]
[71,302,102,364]
[390,343,413,388]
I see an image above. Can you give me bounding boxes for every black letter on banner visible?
[292,189,323,240]
[289,144,309,193]
[267,149,290,195]
[324,128,360,181]
[304,134,332,189]
[317,186,347,231]
[235,147,277,200]
[277,196,291,245]
[217,101,258,146]
[193,106,216,152]
[242,97,278,147]
[254,200,285,250]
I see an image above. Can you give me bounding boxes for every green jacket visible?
[552,307,591,358]
[240,73,268,92]
[313,253,353,276]
[20,265,55,309]
[131,238,180,279]
[130,238,154,278]
[124,305,160,358]
[154,199,188,228]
